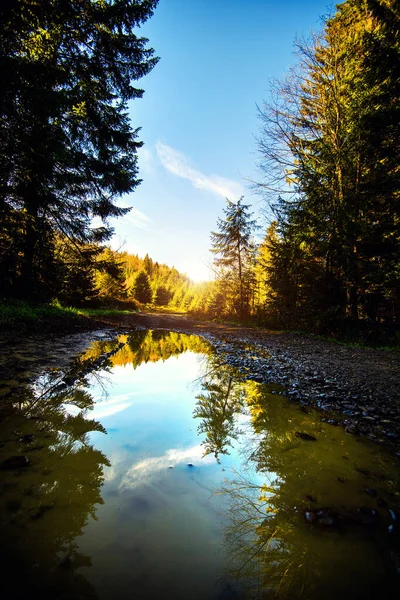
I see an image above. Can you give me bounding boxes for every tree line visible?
[0,0,210,315]
[58,244,194,309]
[1,0,398,342]
[188,0,400,342]
[0,0,158,301]
[255,0,400,335]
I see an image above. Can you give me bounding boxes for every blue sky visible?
[110,0,331,281]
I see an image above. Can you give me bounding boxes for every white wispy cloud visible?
[156,142,244,199]
[124,207,150,230]
[97,198,150,231]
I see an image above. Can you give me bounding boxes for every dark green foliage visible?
[154,285,172,306]
[256,0,400,332]
[205,285,229,319]
[210,198,258,320]
[95,247,126,303]
[121,251,191,310]
[55,240,99,307]
[131,270,152,304]
[0,0,159,299]
[0,207,25,298]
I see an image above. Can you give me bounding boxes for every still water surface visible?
[0,330,399,599]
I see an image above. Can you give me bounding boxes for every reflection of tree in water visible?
[220,466,324,600]
[0,329,212,598]
[80,329,212,368]
[0,349,111,599]
[193,360,400,599]
[193,355,246,462]
[3,332,399,599]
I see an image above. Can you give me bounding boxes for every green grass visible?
[0,299,79,327]
[144,304,187,315]
[75,307,135,318]
[0,299,137,332]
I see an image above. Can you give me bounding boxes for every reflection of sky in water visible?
[74,350,243,600]
[119,445,215,489]
[86,353,224,460]
[10,332,400,600]
[79,351,270,495]
[64,336,400,600]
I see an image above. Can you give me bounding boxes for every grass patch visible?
[0,299,80,327]
[0,299,138,333]
[76,307,135,318]
[144,305,187,315]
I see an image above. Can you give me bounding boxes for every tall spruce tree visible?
[0,0,159,299]
[210,198,258,320]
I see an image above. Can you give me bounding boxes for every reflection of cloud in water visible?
[65,393,134,420]
[103,461,121,483]
[91,402,131,419]
[119,445,214,489]
[92,392,132,404]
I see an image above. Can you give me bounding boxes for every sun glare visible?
[185,262,212,284]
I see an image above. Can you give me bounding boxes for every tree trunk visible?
[237,239,244,320]
[18,201,39,300]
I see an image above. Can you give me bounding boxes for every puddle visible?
[0,330,399,599]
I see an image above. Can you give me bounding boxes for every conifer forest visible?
[0,0,399,344]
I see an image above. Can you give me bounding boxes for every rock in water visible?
[305,511,317,523]
[315,509,336,527]
[305,508,338,527]
[295,431,317,441]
